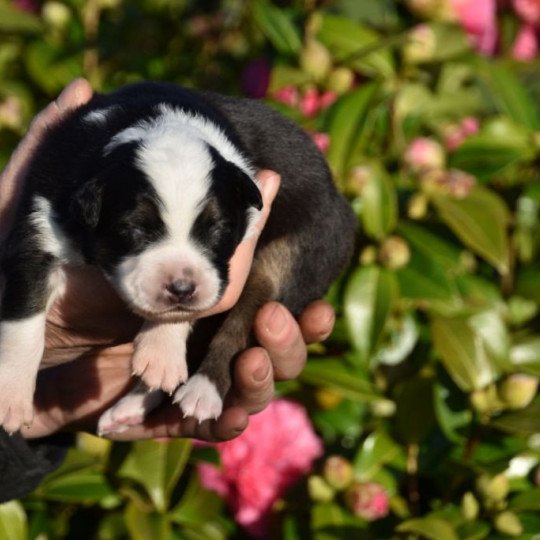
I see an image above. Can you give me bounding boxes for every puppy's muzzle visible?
[165,278,197,304]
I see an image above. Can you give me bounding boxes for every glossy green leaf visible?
[491,400,540,435]
[510,337,540,376]
[36,470,115,503]
[0,502,27,540]
[344,266,398,363]
[475,60,540,131]
[252,1,302,56]
[433,381,472,443]
[326,84,378,181]
[358,163,398,240]
[124,502,171,540]
[354,430,403,479]
[300,358,379,401]
[394,374,436,443]
[311,503,366,539]
[431,314,501,391]
[431,186,510,274]
[118,439,192,512]
[510,489,540,512]
[397,516,459,540]
[318,14,394,77]
[456,521,491,540]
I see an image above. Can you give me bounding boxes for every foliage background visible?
[1,0,540,538]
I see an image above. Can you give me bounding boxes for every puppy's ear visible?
[70,177,104,228]
[209,146,263,210]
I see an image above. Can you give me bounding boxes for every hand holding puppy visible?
[0,79,335,441]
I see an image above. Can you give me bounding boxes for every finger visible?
[253,302,308,381]
[105,403,249,442]
[227,347,275,414]
[297,300,335,343]
[202,171,280,316]
[0,79,93,241]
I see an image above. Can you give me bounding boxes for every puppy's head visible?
[71,124,262,320]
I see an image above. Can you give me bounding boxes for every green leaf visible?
[394,374,436,444]
[252,0,302,56]
[358,163,398,240]
[300,358,379,401]
[475,60,540,131]
[397,516,460,540]
[318,14,394,77]
[311,503,366,539]
[0,502,27,540]
[456,521,491,540]
[36,470,115,503]
[118,439,192,512]
[510,488,540,512]
[344,266,398,364]
[431,314,501,391]
[510,337,540,376]
[326,84,378,182]
[434,380,472,443]
[491,399,540,435]
[354,430,402,479]
[431,186,510,274]
[124,502,172,540]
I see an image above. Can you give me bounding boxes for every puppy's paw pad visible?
[174,374,223,423]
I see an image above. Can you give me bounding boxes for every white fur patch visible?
[0,312,46,432]
[30,196,80,263]
[131,320,190,392]
[174,373,223,423]
[83,106,119,126]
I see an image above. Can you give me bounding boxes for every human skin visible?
[0,79,335,441]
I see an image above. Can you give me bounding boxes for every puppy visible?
[0,82,356,435]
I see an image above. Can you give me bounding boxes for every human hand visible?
[0,80,336,441]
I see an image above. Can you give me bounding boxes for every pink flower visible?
[300,87,320,118]
[198,399,323,538]
[272,85,299,108]
[450,0,498,54]
[444,117,480,150]
[513,0,540,25]
[319,90,338,110]
[345,482,390,521]
[310,132,331,153]
[404,137,445,172]
[512,23,539,59]
[461,116,480,136]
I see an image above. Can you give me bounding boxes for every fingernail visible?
[253,361,271,382]
[266,304,288,336]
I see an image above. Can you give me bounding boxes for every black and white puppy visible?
[0,82,356,435]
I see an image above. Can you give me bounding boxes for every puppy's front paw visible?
[132,350,188,394]
[173,374,223,423]
[0,384,34,434]
[98,390,163,436]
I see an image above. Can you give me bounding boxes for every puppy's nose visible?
[166,279,196,303]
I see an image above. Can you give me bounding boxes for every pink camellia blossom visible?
[272,85,299,108]
[513,0,540,25]
[300,87,320,118]
[310,132,331,153]
[345,481,390,521]
[198,399,323,538]
[450,0,498,54]
[512,23,539,59]
[404,137,445,173]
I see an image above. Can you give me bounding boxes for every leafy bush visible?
[1,0,540,538]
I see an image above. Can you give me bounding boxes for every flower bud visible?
[461,491,479,521]
[0,96,23,130]
[42,1,71,29]
[369,399,396,418]
[498,374,538,410]
[323,456,354,490]
[348,165,373,194]
[403,24,436,64]
[300,87,320,118]
[300,39,332,82]
[404,137,445,174]
[379,236,411,270]
[476,473,509,503]
[407,193,428,219]
[494,511,523,537]
[308,475,335,502]
[344,482,390,521]
[315,388,343,409]
[360,246,378,266]
[327,67,354,94]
